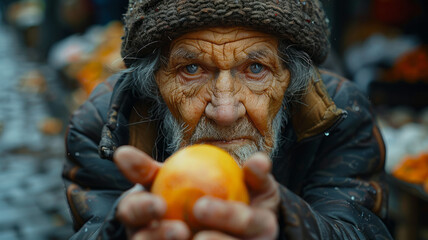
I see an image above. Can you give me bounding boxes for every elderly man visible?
[63,0,392,239]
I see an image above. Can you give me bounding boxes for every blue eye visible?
[249,63,264,74]
[185,64,199,74]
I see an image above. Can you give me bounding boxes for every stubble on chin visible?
[188,117,264,167]
[163,109,285,167]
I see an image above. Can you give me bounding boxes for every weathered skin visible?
[156,27,290,153]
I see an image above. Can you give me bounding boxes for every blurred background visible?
[0,0,427,239]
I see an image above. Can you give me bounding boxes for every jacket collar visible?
[290,71,345,142]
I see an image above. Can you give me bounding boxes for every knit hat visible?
[121,0,330,67]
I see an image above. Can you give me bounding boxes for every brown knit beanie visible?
[121,0,330,67]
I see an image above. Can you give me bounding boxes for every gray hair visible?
[278,41,318,111]
[120,50,170,128]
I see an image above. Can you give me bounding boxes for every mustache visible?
[189,116,263,144]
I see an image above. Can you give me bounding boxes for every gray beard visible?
[161,108,286,167]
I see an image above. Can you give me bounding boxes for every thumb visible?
[114,145,162,187]
[243,152,279,212]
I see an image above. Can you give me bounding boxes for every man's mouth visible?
[196,137,254,147]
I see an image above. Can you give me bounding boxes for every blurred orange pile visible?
[66,21,125,95]
[383,46,428,83]
[393,152,428,192]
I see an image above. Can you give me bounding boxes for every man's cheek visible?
[160,85,186,119]
[177,98,207,131]
[265,86,287,118]
[244,96,271,134]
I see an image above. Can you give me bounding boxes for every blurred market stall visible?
[0,1,128,239]
[323,0,428,239]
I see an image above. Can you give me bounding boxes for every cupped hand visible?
[114,146,191,240]
[192,152,280,240]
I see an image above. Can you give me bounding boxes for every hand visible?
[114,147,280,240]
[114,146,191,240]
[192,152,280,240]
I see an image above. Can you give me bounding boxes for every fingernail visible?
[193,197,209,220]
[193,233,207,240]
[252,152,267,159]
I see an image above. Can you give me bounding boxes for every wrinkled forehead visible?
[166,27,280,66]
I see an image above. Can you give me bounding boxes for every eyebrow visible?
[169,48,276,67]
[169,48,200,60]
[247,50,270,61]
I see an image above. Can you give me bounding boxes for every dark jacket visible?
[63,70,393,239]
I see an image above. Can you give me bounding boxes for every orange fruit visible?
[151,144,249,232]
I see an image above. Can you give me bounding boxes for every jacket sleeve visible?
[63,77,133,240]
[277,79,392,239]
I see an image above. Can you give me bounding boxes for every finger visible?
[117,191,166,228]
[243,152,271,193]
[194,231,239,240]
[114,145,162,186]
[193,197,278,239]
[132,220,191,240]
[243,152,279,210]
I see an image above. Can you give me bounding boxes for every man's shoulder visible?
[81,73,123,120]
[87,73,122,102]
[319,69,348,97]
[319,69,368,109]
[67,73,123,140]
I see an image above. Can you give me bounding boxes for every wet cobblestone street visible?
[0,23,74,240]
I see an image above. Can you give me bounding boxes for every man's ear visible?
[290,71,344,141]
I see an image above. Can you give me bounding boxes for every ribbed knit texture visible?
[122,0,330,67]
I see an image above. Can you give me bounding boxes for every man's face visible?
[156,27,290,165]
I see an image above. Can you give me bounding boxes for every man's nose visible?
[205,71,245,126]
